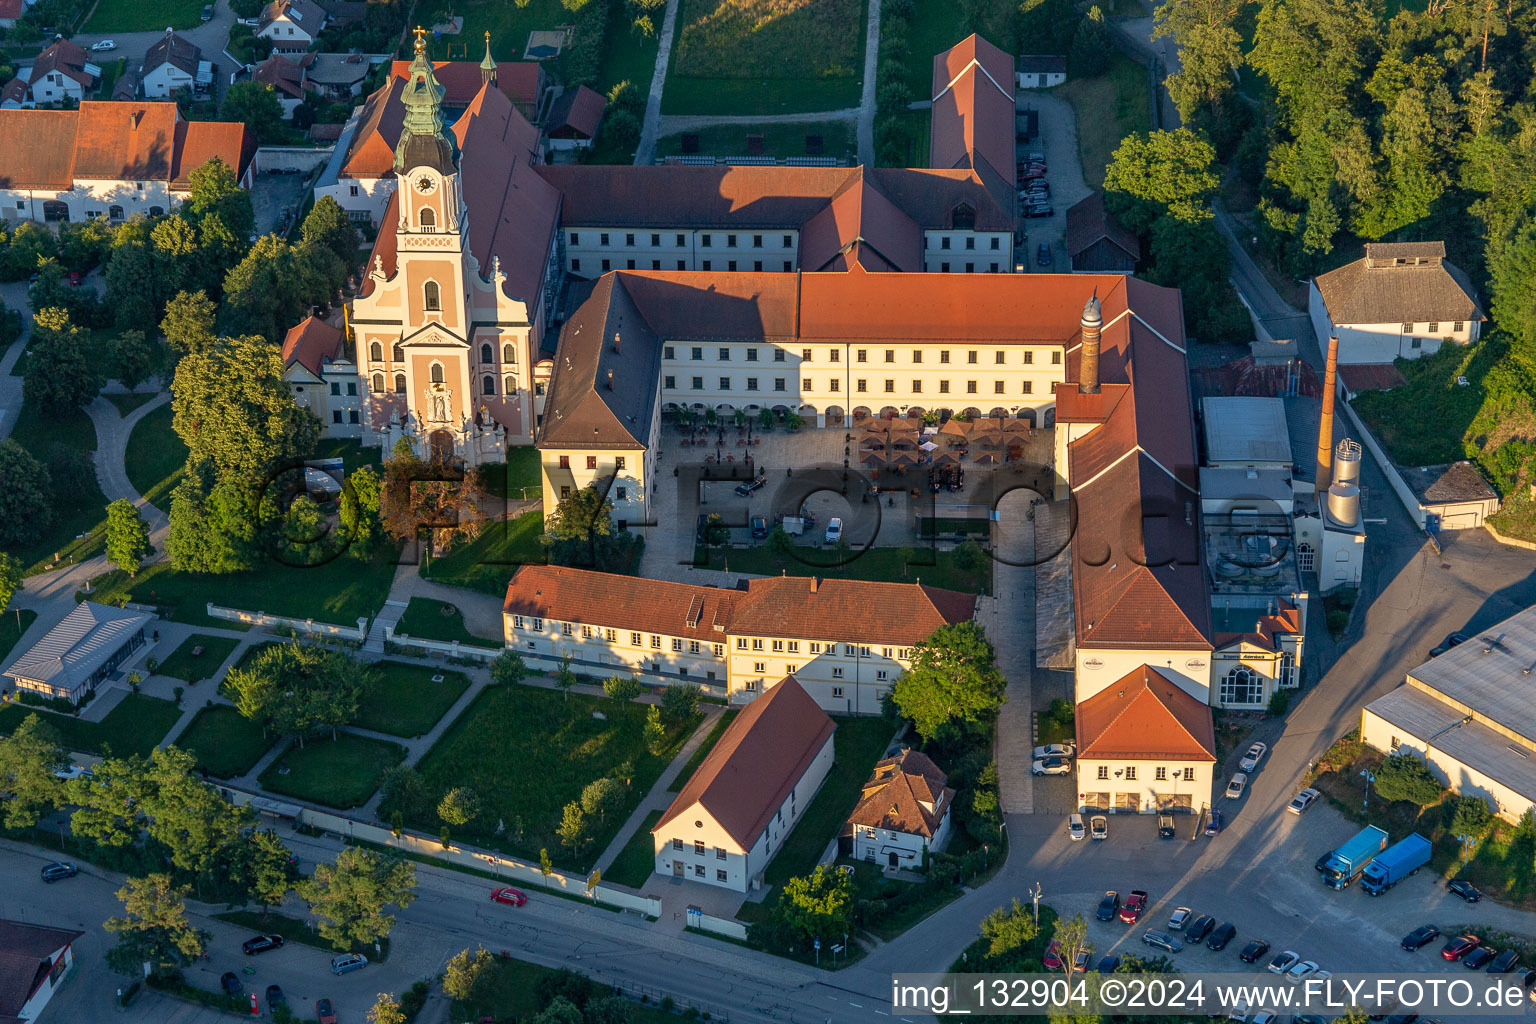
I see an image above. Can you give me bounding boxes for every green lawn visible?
[1352,342,1505,468]
[258,732,406,809]
[902,0,1016,101]
[400,682,694,869]
[603,808,663,888]
[480,447,543,503]
[667,709,737,791]
[172,704,276,778]
[85,0,204,31]
[1050,53,1153,189]
[656,120,856,161]
[762,716,892,886]
[155,634,242,683]
[422,510,544,595]
[355,661,470,737]
[84,549,398,629]
[124,403,188,515]
[105,392,156,417]
[0,694,182,758]
[0,609,38,664]
[453,957,683,1024]
[412,0,589,62]
[395,597,501,646]
[692,539,991,593]
[661,0,868,115]
[5,403,110,576]
[596,0,661,95]
[314,437,384,475]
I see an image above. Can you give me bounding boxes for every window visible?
[941,262,949,272]
[625,233,635,246]
[746,348,758,361]
[745,680,757,692]
[912,350,923,364]
[694,865,705,877]
[559,455,571,468]
[875,670,888,681]
[1052,351,1061,364]
[663,345,675,360]
[727,234,737,248]
[349,185,359,197]
[752,234,763,248]
[1023,351,1033,364]
[333,410,343,424]
[689,641,700,654]
[370,341,383,361]
[1022,381,1033,394]
[483,375,495,396]
[1124,766,1137,781]
[1155,767,1167,781]
[940,350,950,364]
[968,351,978,364]
[676,234,686,246]
[940,237,951,250]
[1390,735,1401,752]
[601,259,611,271]
[754,260,763,272]
[994,381,1005,394]
[884,349,895,363]
[856,379,867,392]
[701,234,712,247]
[713,644,723,657]
[692,377,703,390]
[965,236,975,250]
[423,281,440,311]
[1297,543,1314,572]
[615,457,626,470]
[772,378,785,392]
[1410,338,1422,349]
[650,635,662,649]
[672,638,683,652]
[561,623,574,636]
[995,351,1006,364]
[1218,666,1264,706]
[783,260,793,271]
[372,372,384,392]
[694,840,705,855]
[810,642,821,654]
[691,347,703,360]
[771,640,783,652]
[802,377,812,392]
[393,343,405,362]
[719,377,731,390]
[560,486,570,498]
[394,373,406,393]
[938,381,950,394]
[728,260,737,272]
[1453,321,1465,332]
[718,347,730,361]
[664,375,676,389]
[513,615,525,630]
[829,350,840,362]
[626,259,636,270]
[716,869,728,881]
[680,261,689,271]
[1097,766,1109,780]
[832,686,844,699]
[856,349,867,363]
[581,625,593,639]
[606,629,617,641]
[419,207,435,230]
[652,259,661,270]
[782,234,793,247]
[829,379,839,392]
[832,666,843,678]
[752,638,763,651]
[912,380,922,393]
[503,343,515,363]
[571,232,581,246]
[753,662,766,673]
[884,380,895,393]
[600,233,610,246]
[672,838,683,850]
[1427,322,1439,333]
[634,632,644,646]
[651,233,660,246]
[967,381,977,394]
[990,237,1001,250]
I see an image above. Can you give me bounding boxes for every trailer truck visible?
[1360,833,1432,895]
[1320,825,1389,890]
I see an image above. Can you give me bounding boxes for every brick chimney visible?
[1315,335,1339,491]
[809,577,820,594]
[1079,291,1102,395]
[606,369,614,390]
[612,331,621,354]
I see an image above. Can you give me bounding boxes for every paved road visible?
[69,0,238,102]
[1016,93,1091,272]
[1215,210,1318,356]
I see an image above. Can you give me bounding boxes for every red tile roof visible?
[1214,598,1302,651]
[1076,666,1216,761]
[174,119,256,187]
[929,35,1016,194]
[504,564,741,642]
[798,169,921,273]
[545,84,604,140]
[253,54,307,100]
[846,749,954,837]
[0,0,23,20]
[1065,191,1139,262]
[281,314,345,376]
[30,39,95,88]
[0,110,78,188]
[654,675,835,850]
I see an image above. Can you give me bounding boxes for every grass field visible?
[155,634,242,683]
[603,808,664,888]
[1051,54,1153,189]
[172,704,276,778]
[762,716,892,885]
[124,403,187,514]
[355,661,470,737]
[258,732,406,809]
[481,447,543,502]
[452,956,683,1023]
[666,709,737,791]
[0,609,38,664]
[85,0,205,31]
[0,694,182,757]
[902,0,1015,100]
[395,597,501,646]
[656,120,856,161]
[422,510,544,595]
[403,683,694,869]
[5,402,109,576]
[692,539,991,593]
[662,0,867,114]
[85,549,398,629]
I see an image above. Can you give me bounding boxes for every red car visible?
[491,886,527,906]
[315,998,337,1024]
[1442,934,1481,961]
[1043,939,1064,970]
[68,271,81,286]
[1118,890,1149,924]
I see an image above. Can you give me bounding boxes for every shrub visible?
[1266,689,1291,716]
[1449,795,1492,837]
[1372,755,1444,806]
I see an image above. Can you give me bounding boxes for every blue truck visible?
[1320,825,1389,890]
[1360,833,1433,895]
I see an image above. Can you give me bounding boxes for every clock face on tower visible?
[415,175,436,194]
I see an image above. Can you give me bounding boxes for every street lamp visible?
[1456,832,1479,868]
[1028,882,1043,926]
[1359,769,1376,810]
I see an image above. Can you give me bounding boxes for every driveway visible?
[69,0,238,103]
[1014,93,1092,272]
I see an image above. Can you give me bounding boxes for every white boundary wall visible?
[206,603,367,640]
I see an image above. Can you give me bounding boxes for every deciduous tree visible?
[0,442,50,548]
[0,714,65,829]
[223,642,366,746]
[230,828,295,911]
[979,898,1037,958]
[219,234,332,343]
[298,847,417,948]
[437,787,480,828]
[602,675,643,702]
[489,649,528,687]
[579,777,625,822]
[222,81,286,143]
[1103,129,1221,233]
[104,874,207,976]
[890,622,1007,741]
[776,865,855,948]
[661,683,701,721]
[556,801,590,853]
[24,307,104,411]
[111,329,156,391]
[442,946,494,1001]
[301,195,361,270]
[160,289,218,360]
[0,553,21,614]
[380,448,487,550]
[367,993,407,1024]
[105,499,152,577]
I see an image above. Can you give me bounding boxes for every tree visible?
[489,649,528,687]
[105,499,152,577]
[379,764,429,819]
[544,484,613,544]
[660,683,700,721]
[442,946,494,1001]
[530,997,585,1024]
[104,874,207,976]
[1050,913,1092,978]
[643,704,666,755]
[301,195,361,270]
[219,234,331,343]
[340,464,383,556]
[367,993,407,1024]
[24,306,104,411]
[602,676,643,703]
[603,109,641,155]
[187,157,255,247]
[979,898,1038,958]
[1152,0,1246,123]
[160,289,218,360]
[554,654,577,701]
[111,329,156,390]
[1371,755,1445,805]
[776,865,855,947]
[68,754,154,849]
[380,447,487,550]
[579,777,626,822]
[222,81,286,143]
[298,847,417,949]
[1103,129,1221,233]
[1451,795,1492,837]
[0,553,21,615]
[557,801,591,853]
[1068,5,1111,77]
[437,787,480,828]
[138,747,258,879]
[0,714,65,829]
[231,828,295,911]
[224,642,367,745]
[0,443,50,548]
[539,848,553,880]
[890,622,1007,741]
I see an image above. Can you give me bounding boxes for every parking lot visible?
[1014,93,1093,272]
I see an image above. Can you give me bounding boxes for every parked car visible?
[824,518,842,543]
[1225,774,1247,799]
[1207,922,1237,951]
[1447,878,1483,902]
[1239,939,1271,963]
[1067,813,1086,841]
[316,999,338,1024]
[1285,960,1320,984]
[1488,949,1522,973]
[1267,950,1300,974]
[1096,890,1121,921]
[40,862,76,884]
[1118,890,1148,924]
[266,986,287,1010]
[1430,632,1470,656]
[1024,205,1054,218]
[1072,950,1090,973]
[1142,931,1183,954]
[750,515,768,539]
[490,887,527,906]
[90,39,116,51]
[1031,756,1070,776]
[1401,925,1441,951]
[1287,787,1320,814]
[1158,814,1175,839]
[51,764,92,781]
[1090,815,1108,840]
[1464,947,1498,970]
[67,271,81,286]
[1036,244,1052,266]
[1204,808,1224,836]
[1184,915,1215,943]
[221,972,242,996]
[330,953,368,975]
[1239,742,1268,772]
[734,476,765,497]
[201,3,213,18]
[1095,954,1121,973]
[1441,934,1481,961]
[1033,743,1075,759]
[1043,939,1064,970]
[1168,907,1191,931]
[241,933,284,955]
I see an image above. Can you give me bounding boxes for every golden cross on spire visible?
[413,25,426,50]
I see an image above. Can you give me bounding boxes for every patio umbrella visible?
[973,451,999,464]
[919,440,938,451]
[861,450,888,467]
[888,450,918,465]
[932,450,961,465]
[937,419,970,438]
